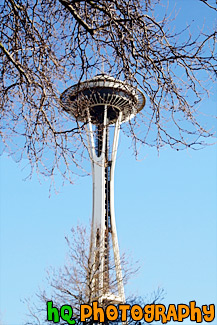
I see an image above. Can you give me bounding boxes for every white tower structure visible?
[61,74,145,305]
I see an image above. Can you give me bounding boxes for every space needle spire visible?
[61,74,145,305]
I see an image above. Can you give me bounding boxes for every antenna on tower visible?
[101,57,104,74]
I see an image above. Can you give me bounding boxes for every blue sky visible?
[0,105,216,324]
[0,1,217,325]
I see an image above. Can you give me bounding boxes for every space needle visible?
[60,74,145,305]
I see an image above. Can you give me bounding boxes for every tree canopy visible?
[1,0,216,181]
[24,225,164,324]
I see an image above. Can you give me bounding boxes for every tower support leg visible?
[85,107,125,305]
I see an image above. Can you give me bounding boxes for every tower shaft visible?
[86,106,125,304]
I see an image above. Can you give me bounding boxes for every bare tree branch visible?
[24,224,145,324]
[0,0,216,183]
